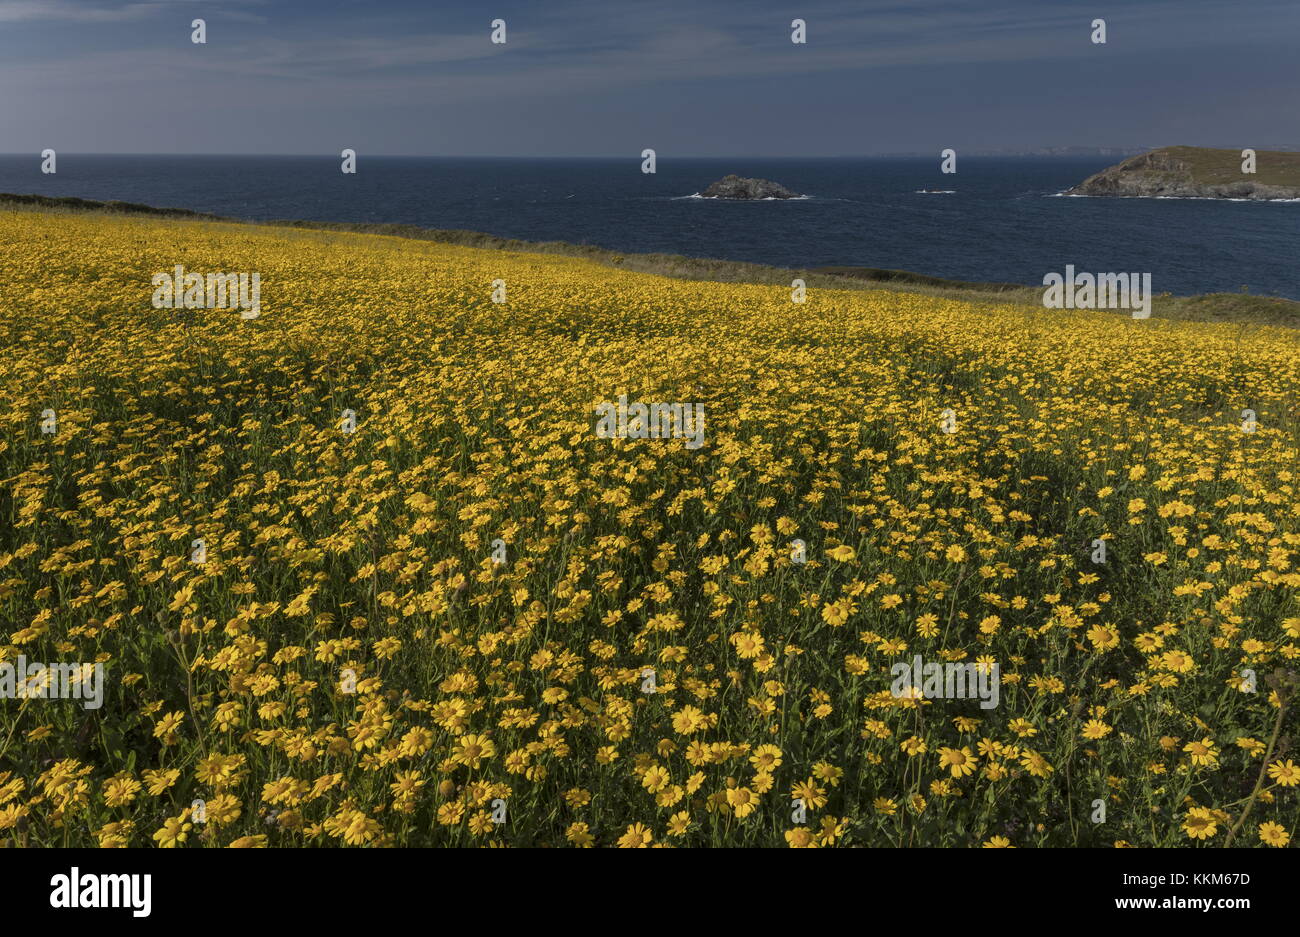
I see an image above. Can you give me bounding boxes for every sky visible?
[2,0,1297,156]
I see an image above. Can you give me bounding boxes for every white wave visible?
[1050,190,1300,203]
[675,193,814,200]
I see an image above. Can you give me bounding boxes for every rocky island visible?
[699,174,801,199]
[1066,146,1300,200]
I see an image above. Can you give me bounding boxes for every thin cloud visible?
[0,0,262,24]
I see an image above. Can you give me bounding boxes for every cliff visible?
[1066,146,1300,200]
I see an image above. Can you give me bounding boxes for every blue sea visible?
[3,155,1298,298]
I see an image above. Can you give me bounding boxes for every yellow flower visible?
[641,765,670,794]
[1081,720,1113,740]
[725,786,758,818]
[1183,737,1219,768]
[937,746,977,778]
[671,705,708,735]
[821,598,857,627]
[452,734,497,769]
[152,815,193,848]
[749,744,783,772]
[1182,807,1218,840]
[228,835,269,848]
[152,711,185,745]
[565,822,594,847]
[1257,821,1290,847]
[1266,759,1298,787]
[617,823,653,848]
[785,827,816,848]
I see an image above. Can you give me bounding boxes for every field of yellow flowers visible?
[1,208,1297,848]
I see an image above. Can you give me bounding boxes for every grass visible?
[1151,146,1300,188]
